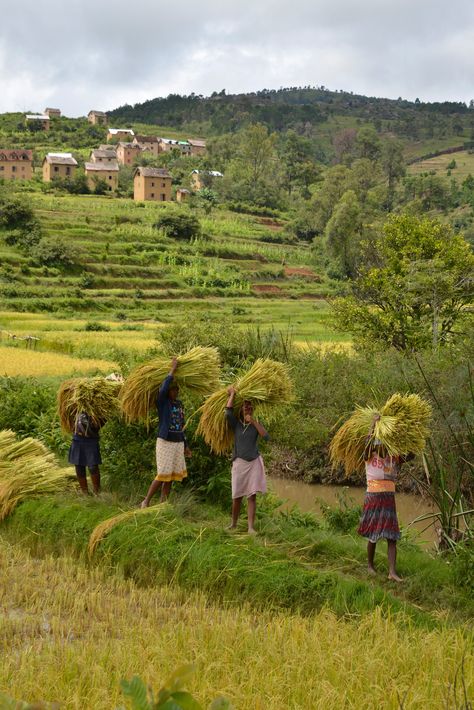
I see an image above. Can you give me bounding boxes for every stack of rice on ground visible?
[329,393,432,475]
[119,346,221,423]
[196,358,294,455]
[88,503,171,556]
[0,430,70,521]
[58,377,122,433]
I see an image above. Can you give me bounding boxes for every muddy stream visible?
[269,477,437,547]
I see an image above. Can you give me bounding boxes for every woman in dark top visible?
[225,386,269,533]
[141,358,192,507]
[68,412,103,494]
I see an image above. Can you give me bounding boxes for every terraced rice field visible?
[0,345,115,376]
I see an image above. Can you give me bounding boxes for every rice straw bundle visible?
[119,346,221,423]
[329,393,431,475]
[196,358,294,455]
[0,429,70,520]
[88,503,170,556]
[58,377,122,433]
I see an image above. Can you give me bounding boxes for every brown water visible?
[269,477,437,547]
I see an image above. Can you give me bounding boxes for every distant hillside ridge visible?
[108,86,474,135]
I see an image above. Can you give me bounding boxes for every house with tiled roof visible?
[116,142,141,166]
[133,167,172,201]
[133,135,160,157]
[107,128,135,142]
[42,152,78,181]
[85,162,119,192]
[90,148,118,165]
[188,138,206,157]
[44,108,61,118]
[0,149,33,180]
[26,114,50,130]
[88,110,108,126]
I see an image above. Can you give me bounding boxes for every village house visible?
[158,138,179,153]
[88,110,108,126]
[42,153,78,181]
[176,188,190,203]
[107,128,135,142]
[90,148,118,165]
[190,169,223,190]
[44,108,61,119]
[188,139,206,157]
[133,167,172,202]
[178,140,191,155]
[116,142,141,166]
[132,135,160,157]
[0,149,33,181]
[25,114,50,131]
[84,162,119,192]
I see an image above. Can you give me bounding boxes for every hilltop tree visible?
[332,215,474,350]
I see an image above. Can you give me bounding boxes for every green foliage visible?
[32,237,78,269]
[332,214,474,350]
[154,208,201,241]
[319,489,362,533]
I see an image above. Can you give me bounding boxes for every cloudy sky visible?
[2,0,474,116]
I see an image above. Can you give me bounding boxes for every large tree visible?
[332,214,474,350]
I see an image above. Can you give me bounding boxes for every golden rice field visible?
[0,345,115,377]
[0,540,472,710]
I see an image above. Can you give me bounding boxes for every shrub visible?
[0,195,36,230]
[153,209,201,241]
[32,237,77,269]
[83,321,110,331]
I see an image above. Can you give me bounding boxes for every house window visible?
[162,182,166,187]
[0,166,4,171]
[66,167,71,175]
[108,175,112,180]
[12,166,16,172]
[151,182,155,187]
[54,166,59,172]
[161,194,166,201]
[151,193,155,198]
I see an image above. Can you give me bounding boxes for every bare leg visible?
[229,497,242,528]
[141,479,161,508]
[160,481,172,502]
[387,540,403,582]
[89,466,101,494]
[247,494,257,534]
[367,541,377,575]
[75,465,89,495]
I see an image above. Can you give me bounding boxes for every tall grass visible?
[1,539,472,710]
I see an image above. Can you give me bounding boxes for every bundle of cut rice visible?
[0,430,70,521]
[329,393,431,475]
[119,346,221,423]
[58,377,122,433]
[196,358,294,455]
[88,503,170,556]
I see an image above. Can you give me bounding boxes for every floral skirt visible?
[155,438,187,482]
[357,492,401,542]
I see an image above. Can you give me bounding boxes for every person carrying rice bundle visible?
[225,385,269,534]
[68,411,103,495]
[141,358,192,507]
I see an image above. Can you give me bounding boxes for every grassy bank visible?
[1,539,473,709]
[2,494,473,626]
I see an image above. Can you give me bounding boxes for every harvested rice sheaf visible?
[88,504,170,556]
[196,358,294,455]
[120,346,221,423]
[58,377,122,433]
[0,430,70,521]
[329,393,432,475]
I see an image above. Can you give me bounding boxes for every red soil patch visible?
[284,267,321,282]
[253,284,283,293]
[257,217,284,231]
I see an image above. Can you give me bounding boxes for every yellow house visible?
[26,114,50,131]
[190,169,223,190]
[88,110,108,126]
[0,149,33,181]
[42,153,78,181]
[107,128,135,142]
[84,162,119,192]
[134,167,172,202]
[44,108,61,118]
[116,142,141,166]
[90,148,118,165]
[133,135,160,157]
[188,139,206,156]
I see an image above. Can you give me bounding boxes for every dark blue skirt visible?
[68,437,102,467]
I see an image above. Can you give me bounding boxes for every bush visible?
[0,195,36,230]
[153,209,201,241]
[32,237,77,269]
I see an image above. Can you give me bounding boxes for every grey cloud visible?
[1,0,473,115]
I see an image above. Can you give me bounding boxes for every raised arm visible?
[225,386,238,430]
[244,413,269,440]
[158,357,178,403]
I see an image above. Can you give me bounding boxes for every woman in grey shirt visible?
[225,386,269,533]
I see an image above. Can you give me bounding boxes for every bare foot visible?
[227,523,237,530]
[140,500,149,509]
[367,566,377,576]
[247,528,257,535]
[388,572,403,583]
